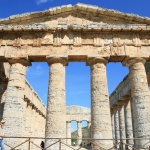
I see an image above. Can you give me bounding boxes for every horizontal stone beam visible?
[0,24,149,31]
[24,80,46,117]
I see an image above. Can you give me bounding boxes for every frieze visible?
[93,33,103,47]
[132,33,141,47]
[74,32,82,46]
[42,33,53,45]
[113,33,123,47]
[53,32,62,46]
[33,33,42,47]
[0,31,150,48]
[13,36,22,47]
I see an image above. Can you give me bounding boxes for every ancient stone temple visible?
[0,3,150,150]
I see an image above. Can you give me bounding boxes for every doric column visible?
[123,57,150,148]
[114,105,120,149]
[111,108,116,146]
[45,55,68,149]
[118,101,126,150]
[3,58,31,149]
[87,56,113,149]
[124,98,134,148]
[87,121,91,141]
[66,121,71,145]
[77,121,82,146]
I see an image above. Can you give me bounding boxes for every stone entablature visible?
[110,75,130,108]
[66,105,91,122]
[0,24,149,31]
[25,80,46,117]
[0,4,150,63]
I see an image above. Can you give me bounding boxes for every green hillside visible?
[71,126,89,146]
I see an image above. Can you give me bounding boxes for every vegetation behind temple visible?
[71,126,89,145]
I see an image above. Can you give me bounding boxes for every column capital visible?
[7,57,31,66]
[46,55,68,66]
[122,57,146,67]
[86,55,109,66]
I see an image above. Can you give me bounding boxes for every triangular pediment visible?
[0,3,150,27]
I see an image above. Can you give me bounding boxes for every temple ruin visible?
[0,3,150,150]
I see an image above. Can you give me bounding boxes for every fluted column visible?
[66,121,71,145]
[77,121,82,146]
[114,105,120,149]
[123,57,150,148]
[111,108,116,146]
[87,56,113,149]
[118,101,126,150]
[124,98,134,148]
[3,58,31,149]
[45,55,68,150]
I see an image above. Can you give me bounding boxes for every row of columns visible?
[66,121,91,146]
[45,56,113,149]
[2,55,150,150]
[111,57,150,149]
[112,100,134,149]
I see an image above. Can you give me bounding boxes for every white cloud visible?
[36,0,53,5]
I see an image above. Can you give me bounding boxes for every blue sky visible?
[0,0,149,129]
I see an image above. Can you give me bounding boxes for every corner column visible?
[45,55,68,150]
[3,58,31,149]
[66,121,71,145]
[77,121,82,146]
[123,57,150,148]
[87,56,113,149]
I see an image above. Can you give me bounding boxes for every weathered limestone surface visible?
[66,105,91,122]
[124,99,134,147]
[0,3,150,150]
[114,107,120,148]
[123,57,150,148]
[88,121,91,140]
[77,121,82,146]
[87,57,113,149]
[0,4,150,63]
[66,121,71,145]
[111,109,116,145]
[118,102,126,149]
[0,62,46,150]
[45,56,68,150]
[3,59,29,149]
